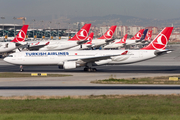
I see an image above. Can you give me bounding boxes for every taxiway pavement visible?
[0,44,180,96]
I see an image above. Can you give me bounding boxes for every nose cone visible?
[3,57,11,64]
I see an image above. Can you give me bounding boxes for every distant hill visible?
[69,14,180,27]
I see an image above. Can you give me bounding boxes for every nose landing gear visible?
[20,65,24,72]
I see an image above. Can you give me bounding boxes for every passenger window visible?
[8,55,13,57]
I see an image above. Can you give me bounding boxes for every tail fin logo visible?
[135,32,141,39]
[104,30,113,39]
[121,37,125,43]
[147,32,151,40]
[15,30,26,42]
[152,34,167,50]
[76,29,88,40]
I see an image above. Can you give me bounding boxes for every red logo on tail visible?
[152,34,167,50]
[76,29,88,40]
[104,30,113,39]
[11,25,28,42]
[15,30,26,42]
[141,27,173,50]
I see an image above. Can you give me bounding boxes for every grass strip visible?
[0,72,71,78]
[0,95,180,119]
[91,75,180,84]
[0,113,180,120]
[0,95,179,114]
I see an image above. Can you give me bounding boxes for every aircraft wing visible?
[68,50,128,63]
[154,49,173,56]
[77,40,88,45]
[27,42,50,51]
[105,38,115,43]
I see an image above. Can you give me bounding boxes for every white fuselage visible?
[67,44,91,50]
[0,42,17,53]
[104,39,124,49]
[126,39,139,45]
[91,39,107,47]
[4,50,157,67]
[28,39,79,51]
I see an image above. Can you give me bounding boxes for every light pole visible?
[49,21,52,39]
[68,23,70,39]
[41,21,44,39]
[57,22,60,39]
[1,17,5,41]
[32,19,35,40]
[13,17,16,37]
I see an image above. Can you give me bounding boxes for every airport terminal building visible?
[0,24,70,41]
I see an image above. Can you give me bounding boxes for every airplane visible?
[89,25,117,49]
[135,29,148,43]
[125,29,144,45]
[104,34,128,49]
[3,27,173,72]
[0,25,28,53]
[67,32,94,50]
[143,30,152,43]
[27,24,91,51]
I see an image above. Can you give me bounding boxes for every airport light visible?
[68,23,70,39]
[13,17,16,37]
[49,21,52,39]
[32,19,35,40]
[1,17,5,41]
[57,22,60,39]
[41,21,44,39]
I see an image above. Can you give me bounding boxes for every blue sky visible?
[0,0,179,23]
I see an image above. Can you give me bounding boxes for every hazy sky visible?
[0,0,180,23]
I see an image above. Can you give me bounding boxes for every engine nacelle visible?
[63,61,77,69]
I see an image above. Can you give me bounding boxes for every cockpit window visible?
[8,55,13,57]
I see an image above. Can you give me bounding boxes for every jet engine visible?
[63,61,76,69]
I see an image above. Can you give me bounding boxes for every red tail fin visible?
[115,34,128,44]
[11,25,28,42]
[98,25,117,39]
[141,27,173,50]
[85,32,94,45]
[130,29,144,40]
[145,30,152,41]
[69,23,91,41]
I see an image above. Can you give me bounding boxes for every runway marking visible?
[1,86,180,90]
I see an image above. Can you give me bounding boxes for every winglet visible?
[11,25,29,42]
[130,29,144,40]
[45,42,50,45]
[69,23,91,41]
[121,50,128,55]
[141,27,173,50]
[98,25,117,39]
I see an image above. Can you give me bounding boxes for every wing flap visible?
[68,50,128,63]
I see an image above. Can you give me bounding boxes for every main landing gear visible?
[20,65,24,72]
[84,67,97,72]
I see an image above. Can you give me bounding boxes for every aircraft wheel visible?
[92,68,97,72]
[88,68,91,72]
[84,68,88,71]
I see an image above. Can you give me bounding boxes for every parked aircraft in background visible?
[143,30,152,43]
[27,24,91,51]
[89,25,117,49]
[104,34,128,49]
[0,25,28,53]
[68,32,94,50]
[125,29,144,45]
[4,27,173,72]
